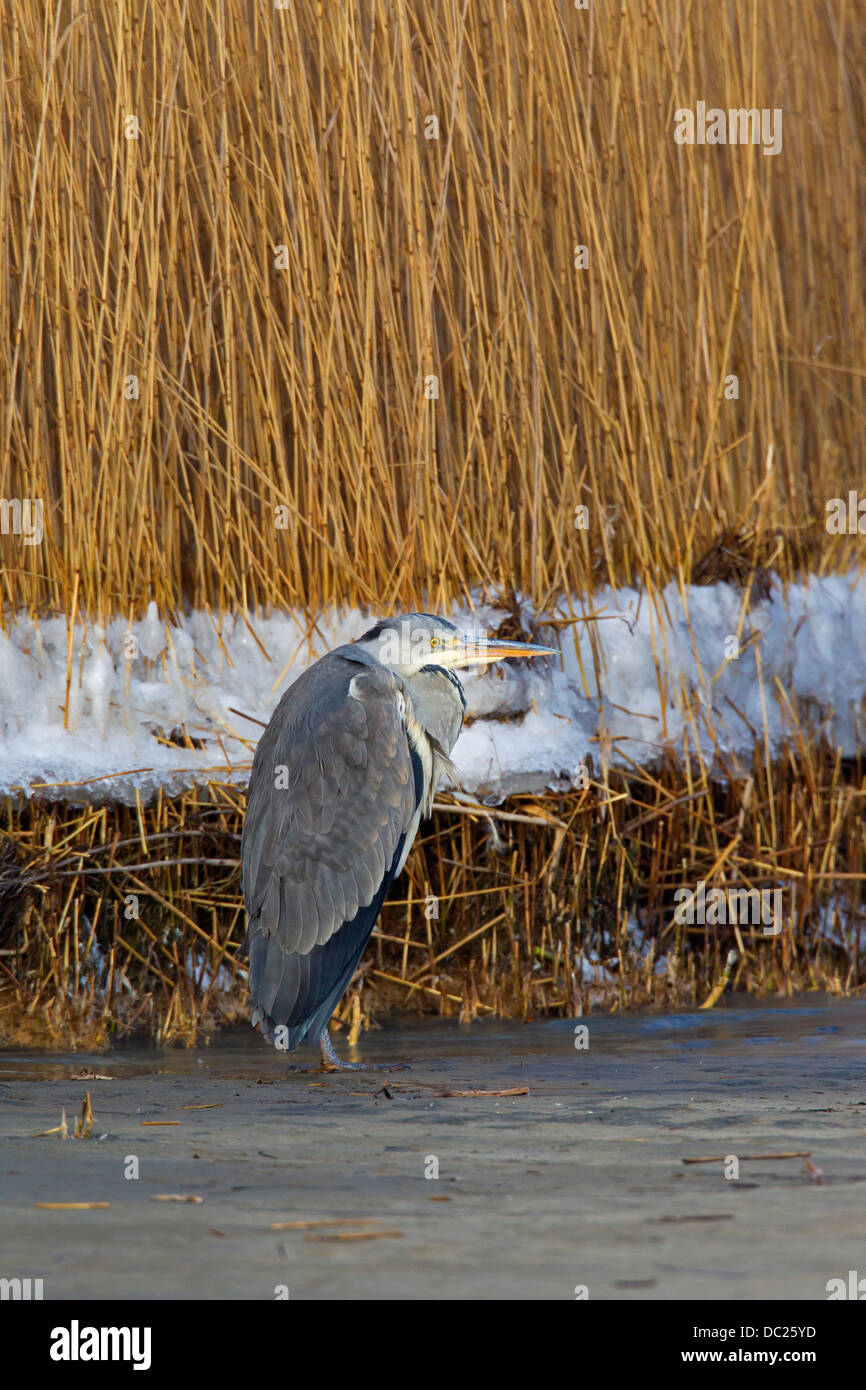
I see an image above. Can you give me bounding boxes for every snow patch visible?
[0,571,863,805]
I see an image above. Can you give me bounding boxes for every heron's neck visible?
[404,664,465,769]
[419,663,467,713]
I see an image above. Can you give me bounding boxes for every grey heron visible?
[240,613,555,1068]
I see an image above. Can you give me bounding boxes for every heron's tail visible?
[243,920,366,1053]
[243,927,308,1050]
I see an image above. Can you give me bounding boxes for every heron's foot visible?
[317,1058,411,1074]
[318,1026,368,1072]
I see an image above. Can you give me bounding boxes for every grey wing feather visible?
[240,654,419,1041]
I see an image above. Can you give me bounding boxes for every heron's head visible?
[353,612,556,677]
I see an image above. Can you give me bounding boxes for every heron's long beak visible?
[457,636,558,667]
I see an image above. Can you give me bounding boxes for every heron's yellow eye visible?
[430,636,440,649]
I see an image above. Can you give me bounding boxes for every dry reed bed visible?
[1,0,865,621]
[1,732,863,1047]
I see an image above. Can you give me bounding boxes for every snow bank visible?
[0,572,863,805]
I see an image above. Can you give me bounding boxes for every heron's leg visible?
[318,1025,366,1071]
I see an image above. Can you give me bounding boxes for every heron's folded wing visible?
[241,657,418,957]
